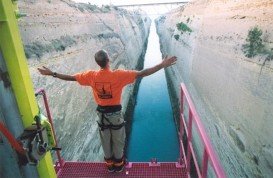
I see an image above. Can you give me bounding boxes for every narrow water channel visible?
[127,21,179,162]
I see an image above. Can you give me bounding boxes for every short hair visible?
[94,50,109,68]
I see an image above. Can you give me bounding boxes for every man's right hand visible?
[38,66,76,81]
[161,56,177,68]
[38,66,53,76]
[136,55,177,78]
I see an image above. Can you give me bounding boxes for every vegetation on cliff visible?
[176,22,192,34]
[24,35,76,58]
[174,34,180,41]
[173,21,192,42]
[242,26,273,65]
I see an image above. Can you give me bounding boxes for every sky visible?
[72,0,189,6]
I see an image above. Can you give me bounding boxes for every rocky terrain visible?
[18,0,151,161]
[156,0,273,177]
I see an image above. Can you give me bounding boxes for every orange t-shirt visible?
[74,68,137,106]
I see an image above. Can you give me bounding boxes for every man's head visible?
[95,50,109,68]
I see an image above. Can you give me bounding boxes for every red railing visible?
[35,89,64,168]
[179,83,226,178]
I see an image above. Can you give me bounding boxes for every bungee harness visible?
[96,105,125,131]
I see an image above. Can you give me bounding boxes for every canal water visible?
[127,21,179,162]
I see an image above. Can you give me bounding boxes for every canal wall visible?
[156,0,273,177]
[18,0,151,161]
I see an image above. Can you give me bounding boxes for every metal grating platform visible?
[56,162,187,178]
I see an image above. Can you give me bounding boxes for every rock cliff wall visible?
[18,0,151,161]
[156,0,273,177]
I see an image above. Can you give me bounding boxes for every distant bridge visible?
[114,1,189,16]
[115,1,189,8]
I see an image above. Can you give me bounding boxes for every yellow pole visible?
[0,0,56,177]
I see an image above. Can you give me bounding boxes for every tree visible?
[243,26,264,58]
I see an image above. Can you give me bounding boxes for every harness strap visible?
[97,113,125,131]
[97,122,125,130]
[114,160,124,166]
[105,160,114,166]
[97,105,121,113]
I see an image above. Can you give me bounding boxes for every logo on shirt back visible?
[95,82,113,99]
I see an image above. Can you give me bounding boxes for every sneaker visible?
[107,165,115,173]
[105,157,115,173]
[114,164,124,173]
[113,158,125,173]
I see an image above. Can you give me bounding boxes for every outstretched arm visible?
[136,56,177,78]
[37,66,76,81]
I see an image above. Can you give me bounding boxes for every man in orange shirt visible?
[38,50,177,172]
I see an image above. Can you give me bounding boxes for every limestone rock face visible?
[18,0,151,161]
[156,0,273,177]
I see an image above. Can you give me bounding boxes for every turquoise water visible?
[127,21,179,162]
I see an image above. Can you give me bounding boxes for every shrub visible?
[176,22,192,33]
[242,26,273,75]
[104,5,111,9]
[86,4,99,11]
[24,42,46,58]
[138,18,144,25]
[242,26,265,58]
[158,16,166,23]
[78,6,84,12]
[101,5,111,13]
[174,34,180,41]
[98,34,104,39]
[24,36,76,59]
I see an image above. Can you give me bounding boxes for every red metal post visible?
[36,89,64,168]
[201,149,209,178]
[179,87,185,164]
[180,83,226,178]
[186,110,193,174]
[179,116,184,165]
[181,86,184,115]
